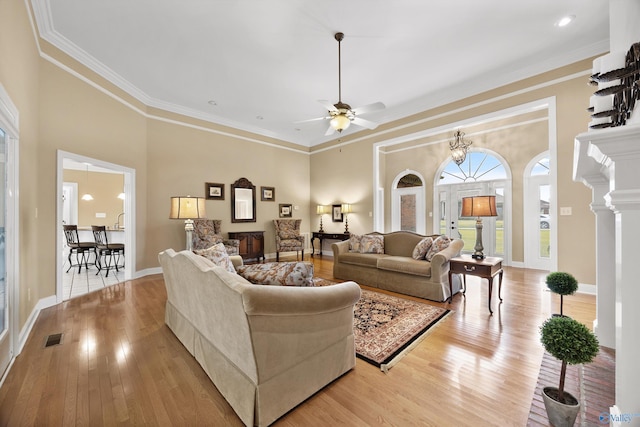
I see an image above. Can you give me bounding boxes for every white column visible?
[590,183,616,349]
[585,125,640,423]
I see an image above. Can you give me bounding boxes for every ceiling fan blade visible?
[352,117,379,130]
[294,116,330,124]
[352,101,385,115]
[324,124,336,136]
[318,100,338,112]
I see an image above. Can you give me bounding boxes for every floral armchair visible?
[192,219,240,256]
[273,219,304,262]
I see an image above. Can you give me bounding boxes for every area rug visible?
[313,278,451,372]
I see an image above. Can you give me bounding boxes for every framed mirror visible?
[231,177,256,223]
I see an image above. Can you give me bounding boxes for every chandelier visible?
[449,130,472,165]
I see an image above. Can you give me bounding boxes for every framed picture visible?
[279,204,292,218]
[205,182,225,200]
[332,204,343,222]
[261,186,275,201]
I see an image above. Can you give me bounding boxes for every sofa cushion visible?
[377,256,432,277]
[339,252,388,267]
[360,234,384,254]
[349,234,363,252]
[425,235,452,261]
[236,261,314,286]
[412,237,434,260]
[194,243,236,273]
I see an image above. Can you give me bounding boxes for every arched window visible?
[439,151,508,184]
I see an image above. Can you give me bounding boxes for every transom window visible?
[439,151,507,184]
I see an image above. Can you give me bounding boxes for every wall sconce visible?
[169,196,206,251]
[316,205,329,232]
[341,203,353,233]
[449,130,472,165]
[460,196,497,259]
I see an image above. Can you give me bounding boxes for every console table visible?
[228,231,264,262]
[448,255,503,314]
[311,232,350,257]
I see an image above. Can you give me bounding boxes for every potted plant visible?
[539,316,599,427]
[545,272,578,316]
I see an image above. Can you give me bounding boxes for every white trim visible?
[56,151,136,303]
[17,295,57,354]
[577,283,597,295]
[390,170,426,234]
[523,152,553,271]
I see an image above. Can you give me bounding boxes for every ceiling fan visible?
[300,32,385,136]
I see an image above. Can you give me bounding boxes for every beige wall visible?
[63,170,125,227]
[1,0,598,332]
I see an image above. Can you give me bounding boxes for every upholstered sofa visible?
[332,231,464,302]
[159,248,361,427]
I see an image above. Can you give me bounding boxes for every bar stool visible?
[92,225,125,277]
[63,225,97,273]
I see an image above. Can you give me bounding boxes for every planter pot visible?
[542,386,580,427]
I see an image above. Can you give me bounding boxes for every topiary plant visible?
[545,272,578,316]
[540,316,599,404]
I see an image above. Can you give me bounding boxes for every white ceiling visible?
[33,0,609,147]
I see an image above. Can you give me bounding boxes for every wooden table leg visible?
[447,271,453,303]
[498,269,504,301]
[488,276,494,314]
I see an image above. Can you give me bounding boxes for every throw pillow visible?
[412,237,433,260]
[360,234,384,254]
[236,262,314,286]
[194,242,236,274]
[425,235,452,261]
[349,234,363,252]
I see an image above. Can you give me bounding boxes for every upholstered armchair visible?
[273,219,304,262]
[192,219,240,256]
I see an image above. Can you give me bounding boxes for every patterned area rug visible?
[314,278,451,372]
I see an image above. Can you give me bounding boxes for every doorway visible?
[524,154,552,271]
[56,151,136,302]
[391,171,425,234]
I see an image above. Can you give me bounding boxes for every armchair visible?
[191,219,240,256]
[273,219,304,262]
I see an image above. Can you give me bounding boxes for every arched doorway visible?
[391,171,425,234]
[435,149,511,260]
[524,153,552,270]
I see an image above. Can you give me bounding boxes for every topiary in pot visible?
[539,316,599,427]
[545,272,578,316]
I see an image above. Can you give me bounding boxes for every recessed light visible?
[207,100,217,106]
[556,15,575,27]
[256,115,263,120]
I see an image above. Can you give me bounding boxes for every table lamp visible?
[460,196,497,260]
[341,203,353,233]
[316,205,329,232]
[169,196,206,251]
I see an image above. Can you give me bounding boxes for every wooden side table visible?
[448,255,503,314]
[311,232,350,257]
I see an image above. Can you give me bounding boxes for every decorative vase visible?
[542,386,580,427]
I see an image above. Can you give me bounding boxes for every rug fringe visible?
[380,310,453,373]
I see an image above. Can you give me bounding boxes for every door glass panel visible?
[438,191,447,235]
[539,184,550,258]
[400,194,416,232]
[494,187,504,255]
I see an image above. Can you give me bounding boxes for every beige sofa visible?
[332,231,464,302]
[158,249,361,427]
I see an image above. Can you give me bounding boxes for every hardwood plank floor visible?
[0,255,596,426]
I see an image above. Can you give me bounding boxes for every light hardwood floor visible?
[0,255,595,426]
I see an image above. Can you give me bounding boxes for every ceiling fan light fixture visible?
[330,114,351,132]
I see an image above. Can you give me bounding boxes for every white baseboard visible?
[135,266,161,278]
[577,282,596,295]
[17,294,57,355]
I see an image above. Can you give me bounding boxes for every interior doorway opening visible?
[56,151,136,302]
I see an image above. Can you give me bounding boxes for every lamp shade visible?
[316,205,329,215]
[169,196,206,220]
[460,196,497,217]
[340,203,353,214]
